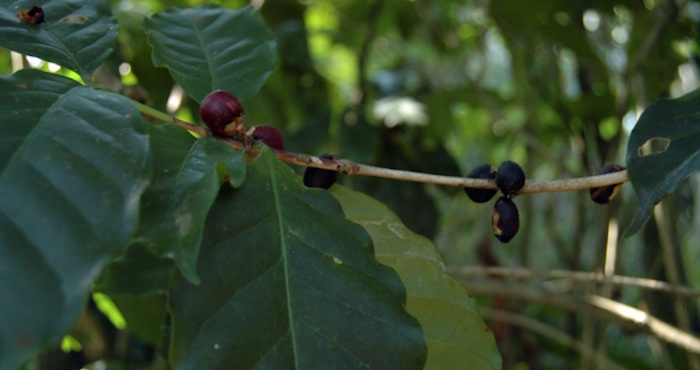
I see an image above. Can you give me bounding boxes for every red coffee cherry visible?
[252,125,285,151]
[199,90,245,136]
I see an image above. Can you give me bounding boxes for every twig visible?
[481,308,628,370]
[458,280,700,354]
[449,266,700,298]
[131,103,629,193]
[274,150,629,193]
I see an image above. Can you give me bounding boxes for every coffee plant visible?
[1,1,699,369]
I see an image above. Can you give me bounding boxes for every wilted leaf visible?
[143,4,276,102]
[625,88,700,235]
[168,148,426,369]
[333,186,502,370]
[0,0,118,81]
[0,69,151,369]
[132,125,245,283]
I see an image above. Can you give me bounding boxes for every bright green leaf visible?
[0,69,151,370]
[0,0,118,82]
[625,88,700,235]
[168,148,426,370]
[332,186,502,370]
[132,125,246,284]
[143,4,276,102]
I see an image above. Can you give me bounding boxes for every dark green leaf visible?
[0,0,118,81]
[168,148,426,370]
[93,243,174,296]
[0,69,151,370]
[133,125,245,284]
[625,88,700,235]
[332,186,502,370]
[143,4,276,102]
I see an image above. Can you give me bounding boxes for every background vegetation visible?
[3,0,700,369]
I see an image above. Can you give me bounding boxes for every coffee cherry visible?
[492,196,519,243]
[304,154,338,189]
[464,164,498,203]
[496,161,526,195]
[252,125,285,151]
[589,164,626,204]
[199,90,245,136]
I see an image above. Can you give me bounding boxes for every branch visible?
[449,266,700,298]
[274,150,629,193]
[460,280,700,354]
[481,308,628,370]
[131,103,629,193]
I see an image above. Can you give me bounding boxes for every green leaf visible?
[133,125,246,284]
[93,243,174,297]
[143,4,276,102]
[332,186,502,370]
[168,148,426,370]
[0,69,151,370]
[0,0,118,82]
[625,88,700,235]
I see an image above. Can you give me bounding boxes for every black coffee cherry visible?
[252,125,285,151]
[199,90,245,136]
[496,161,526,195]
[492,196,519,243]
[464,164,498,203]
[590,164,626,204]
[304,154,339,189]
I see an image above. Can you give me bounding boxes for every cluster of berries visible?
[199,90,337,189]
[464,161,525,243]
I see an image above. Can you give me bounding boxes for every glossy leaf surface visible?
[0,69,151,370]
[168,148,426,369]
[131,125,245,283]
[143,4,276,102]
[0,0,118,81]
[625,88,700,235]
[333,186,502,370]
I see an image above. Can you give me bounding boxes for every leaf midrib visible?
[267,152,300,369]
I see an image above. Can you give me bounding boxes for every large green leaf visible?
[332,186,502,369]
[0,69,151,370]
[625,88,700,235]
[131,125,246,284]
[168,148,426,369]
[0,0,118,82]
[143,4,276,102]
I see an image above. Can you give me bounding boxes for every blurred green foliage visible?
[5,0,700,369]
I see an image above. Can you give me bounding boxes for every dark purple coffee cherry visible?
[199,90,245,136]
[590,164,626,204]
[304,154,339,189]
[464,164,498,203]
[492,196,519,243]
[252,125,285,151]
[496,161,526,195]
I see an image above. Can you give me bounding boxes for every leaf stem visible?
[129,98,209,137]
